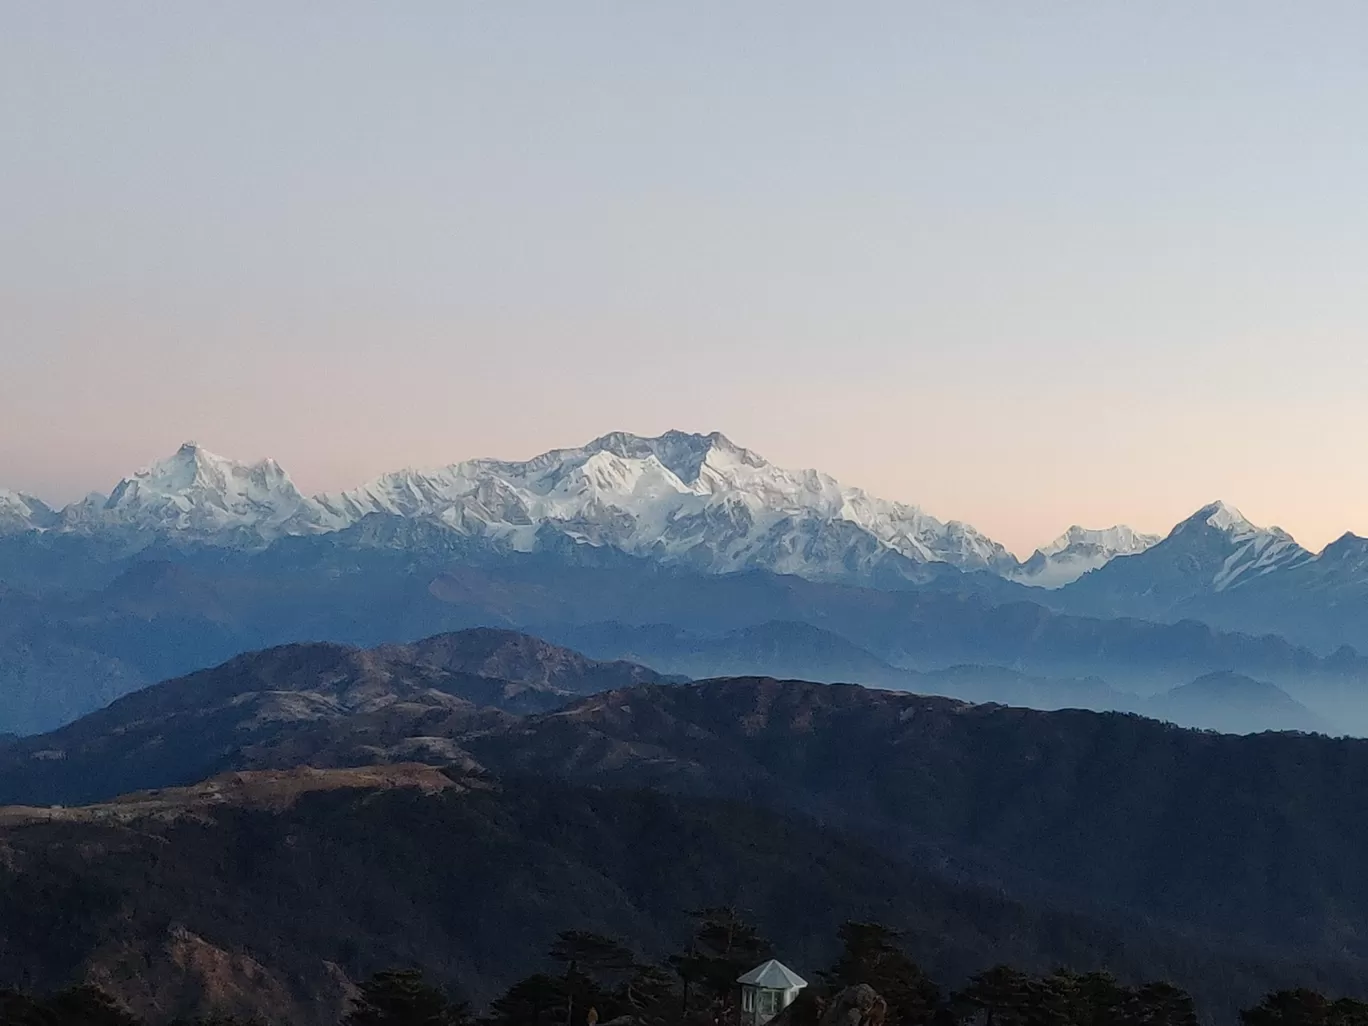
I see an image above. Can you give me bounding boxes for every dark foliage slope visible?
[459,678,1368,964]
[0,767,1360,1026]
[9,668,1368,980]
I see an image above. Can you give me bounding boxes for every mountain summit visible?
[315,429,1021,582]
[0,490,56,534]
[1,432,1026,582]
[64,443,328,544]
[1053,499,1320,626]
[1013,525,1161,588]
[582,429,766,484]
[7,436,1346,600]
[1169,500,1312,590]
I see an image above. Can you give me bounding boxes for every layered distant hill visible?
[0,626,1335,812]
[547,619,1328,734]
[4,547,1365,735]
[0,629,670,805]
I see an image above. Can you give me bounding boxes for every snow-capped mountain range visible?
[0,431,1341,593]
[315,430,1024,581]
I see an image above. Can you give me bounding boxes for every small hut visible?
[737,959,808,1026]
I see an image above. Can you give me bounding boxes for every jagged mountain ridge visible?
[0,432,1024,581]
[1043,501,1363,646]
[12,434,1321,598]
[1062,501,1315,600]
[50,442,332,545]
[311,428,1024,580]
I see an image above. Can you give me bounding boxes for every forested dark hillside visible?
[463,678,1368,960]
[10,670,1368,988]
[0,766,1362,1025]
[9,656,1368,1024]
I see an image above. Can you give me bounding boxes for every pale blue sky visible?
[3,2,1368,553]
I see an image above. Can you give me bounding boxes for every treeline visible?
[4,911,1368,1026]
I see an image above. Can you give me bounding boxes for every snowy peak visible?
[316,430,1020,581]
[1166,500,1311,589]
[583,429,765,485]
[7,434,1364,602]
[0,489,56,533]
[108,443,292,503]
[1014,525,1161,589]
[1178,500,1264,541]
[1041,524,1160,559]
[89,442,326,543]
[1175,500,1299,548]
[1066,500,1314,597]
[550,450,672,498]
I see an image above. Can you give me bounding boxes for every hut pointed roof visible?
[737,960,808,989]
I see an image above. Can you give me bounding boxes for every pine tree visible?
[1122,982,1198,1026]
[1042,969,1129,1026]
[956,967,1034,1026]
[822,922,940,1026]
[548,931,638,1026]
[671,906,771,1011]
[346,969,469,1026]
[487,974,567,1026]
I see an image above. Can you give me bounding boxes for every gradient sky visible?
[4,3,1368,556]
